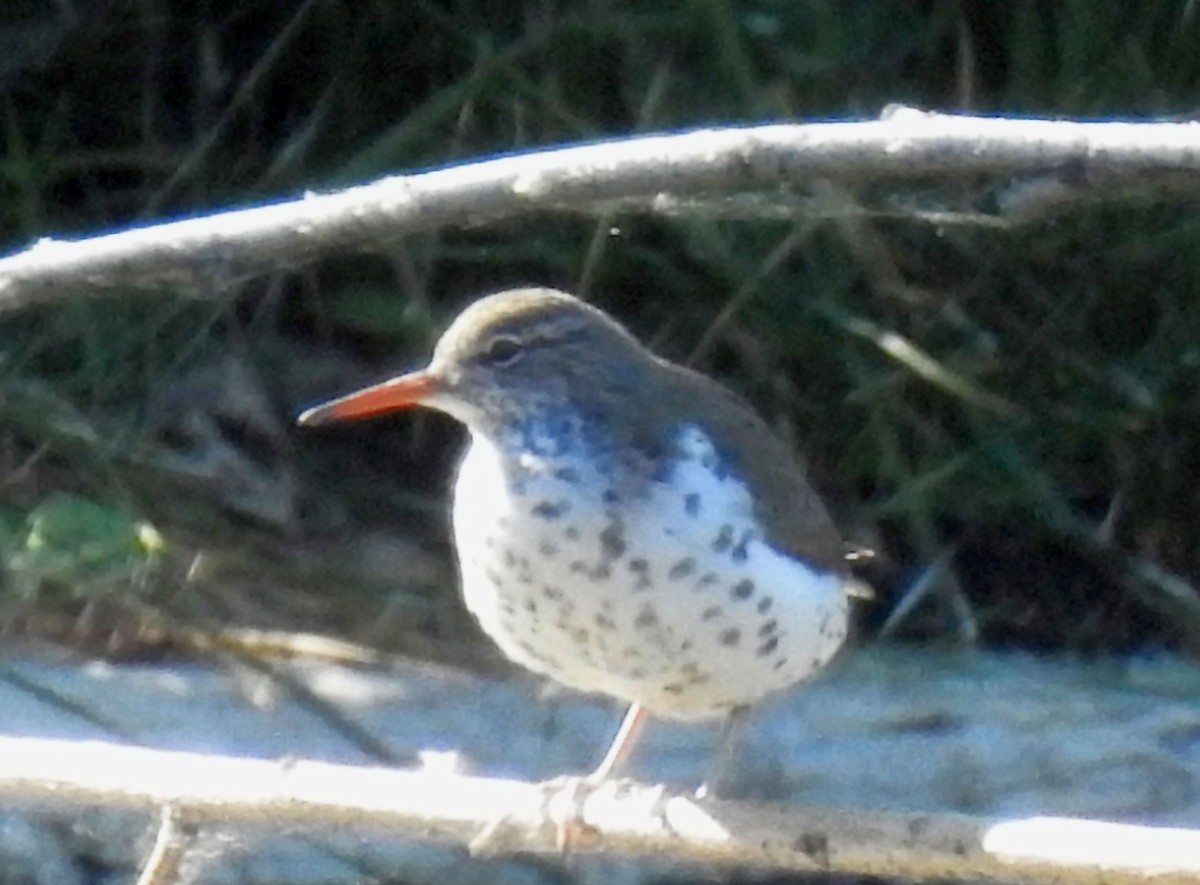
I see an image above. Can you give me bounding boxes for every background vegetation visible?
[3,0,1200,662]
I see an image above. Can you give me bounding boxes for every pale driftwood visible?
[0,735,1197,884]
[3,110,1200,310]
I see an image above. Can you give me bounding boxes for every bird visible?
[298,286,852,786]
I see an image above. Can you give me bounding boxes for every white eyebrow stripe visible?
[493,317,590,348]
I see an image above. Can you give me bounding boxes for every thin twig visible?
[135,805,199,885]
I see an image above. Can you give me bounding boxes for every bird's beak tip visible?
[296,370,439,428]
[295,405,330,427]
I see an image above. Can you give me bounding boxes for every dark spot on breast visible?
[774,657,788,671]
[483,536,495,549]
[719,628,741,647]
[668,557,697,580]
[628,557,648,573]
[538,540,559,557]
[524,599,537,613]
[517,640,559,669]
[553,415,575,439]
[687,672,711,685]
[599,522,627,561]
[569,560,587,575]
[680,639,693,651]
[629,665,647,677]
[635,607,659,629]
[684,493,700,516]
[554,466,581,483]
[758,619,778,637]
[595,612,616,631]
[542,585,564,601]
[663,683,684,695]
[702,605,723,621]
[564,525,581,541]
[731,579,755,600]
[484,567,504,587]
[590,563,612,581]
[757,596,774,614]
[602,488,620,504]
[712,525,734,553]
[516,571,532,585]
[757,635,780,657]
[532,500,569,520]
[502,550,517,568]
[636,437,669,479]
[731,531,754,563]
[637,438,667,463]
[571,627,590,645]
[624,646,643,661]
[696,572,718,589]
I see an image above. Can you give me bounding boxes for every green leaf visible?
[9,493,158,596]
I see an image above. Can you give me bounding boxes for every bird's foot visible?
[469,773,650,858]
[471,704,652,856]
[545,773,606,853]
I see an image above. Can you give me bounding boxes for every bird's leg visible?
[541,704,649,853]
[589,703,647,781]
[696,705,751,799]
[528,703,649,854]
[470,704,651,856]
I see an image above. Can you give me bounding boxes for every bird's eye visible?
[479,334,523,367]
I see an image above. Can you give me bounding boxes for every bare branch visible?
[3,110,1200,311]
[0,736,1197,883]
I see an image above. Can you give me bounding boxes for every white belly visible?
[451,423,848,720]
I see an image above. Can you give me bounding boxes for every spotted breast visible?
[453,412,848,720]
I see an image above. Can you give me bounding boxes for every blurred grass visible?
[2,0,1200,655]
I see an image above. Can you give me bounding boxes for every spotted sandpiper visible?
[299,287,852,783]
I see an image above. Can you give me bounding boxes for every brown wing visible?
[652,358,847,573]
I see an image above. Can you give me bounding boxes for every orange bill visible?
[297,370,439,426]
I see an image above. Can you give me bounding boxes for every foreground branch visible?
[0,736,1196,883]
[3,110,1200,310]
